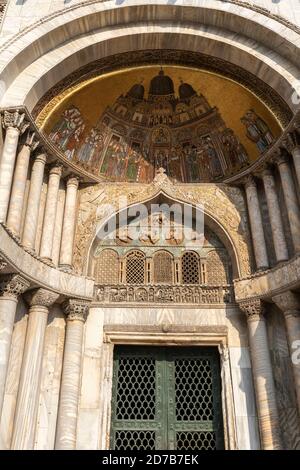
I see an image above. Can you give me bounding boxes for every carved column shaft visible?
[239,300,281,450]
[291,146,300,189]
[261,168,289,262]
[244,176,269,270]
[6,134,38,237]
[0,275,29,417]
[55,299,89,450]
[39,164,62,261]
[59,176,79,270]
[272,291,300,416]
[0,112,28,223]
[11,289,59,450]
[22,153,47,251]
[276,153,300,253]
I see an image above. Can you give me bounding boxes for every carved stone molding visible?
[2,110,29,134]
[272,291,300,317]
[63,298,90,322]
[26,288,60,308]
[0,274,30,299]
[238,298,265,321]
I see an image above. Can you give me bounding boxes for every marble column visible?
[272,291,300,417]
[59,176,79,270]
[39,163,63,262]
[11,288,59,450]
[51,182,66,267]
[244,175,269,270]
[239,299,282,450]
[261,167,289,263]
[55,299,89,450]
[287,130,300,188]
[22,152,47,251]
[6,133,39,237]
[276,152,300,253]
[0,111,28,223]
[0,275,29,415]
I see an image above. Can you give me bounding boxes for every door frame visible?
[98,327,237,450]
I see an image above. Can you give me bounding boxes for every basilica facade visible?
[0,0,300,451]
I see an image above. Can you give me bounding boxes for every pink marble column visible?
[39,163,63,262]
[11,288,59,450]
[239,299,282,450]
[0,111,28,223]
[22,152,47,251]
[59,175,79,270]
[55,299,89,450]
[6,133,39,237]
[244,175,269,270]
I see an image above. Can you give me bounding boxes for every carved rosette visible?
[63,299,90,322]
[2,110,29,134]
[0,274,30,299]
[27,288,60,308]
[238,298,265,321]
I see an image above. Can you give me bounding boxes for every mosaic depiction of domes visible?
[40,66,282,183]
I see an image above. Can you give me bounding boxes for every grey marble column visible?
[55,299,89,450]
[261,167,289,263]
[0,111,28,223]
[59,176,79,270]
[272,291,300,417]
[11,288,59,450]
[239,299,282,450]
[22,152,47,251]
[6,133,39,237]
[39,163,63,262]
[276,152,300,253]
[0,275,29,416]
[244,175,269,270]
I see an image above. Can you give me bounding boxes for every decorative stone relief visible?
[238,298,265,320]
[26,288,60,308]
[0,274,30,299]
[63,298,90,322]
[2,110,29,134]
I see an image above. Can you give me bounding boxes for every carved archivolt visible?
[73,172,252,278]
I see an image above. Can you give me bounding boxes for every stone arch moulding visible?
[76,173,252,280]
[0,2,299,115]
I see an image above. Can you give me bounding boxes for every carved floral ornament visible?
[0,274,30,299]
[238,298,265,320]
[73,172,252,277]
[26,288,60,308]
[63,298,90,322]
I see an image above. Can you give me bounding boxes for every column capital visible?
[26,288,59,308]
[272,147,290,166]
[272,291,300,317]
[23,131,39,151]
[65,174,80,188]
[0,274,30,299]
[49,161,64,176]
[286,130,300,152]
[63,298,90,322]
[238,298,265,321]
[2,110,29,134]
[243,174,256,189]
[0,256,7,272]
[260,164,274,179]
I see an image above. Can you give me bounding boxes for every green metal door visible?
[110,346,224,450]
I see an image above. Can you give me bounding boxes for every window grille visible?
[126,250,146,284]
[181,251,200,284]
[94,249,119,284]
[206,250,229,285]
[153,251,173,284]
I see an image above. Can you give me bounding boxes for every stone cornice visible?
[0,223,94,301]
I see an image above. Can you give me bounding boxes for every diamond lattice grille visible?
[126,251,146,284]
[181,251,200,284]
[153,251,173,283]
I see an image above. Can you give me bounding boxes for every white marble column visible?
[239,299,282,450]
[51,182,66,267]
[11,288,59,450]
[287,131,300,188]
[261,167,289,263]
[272,291,300,417]
[39,163,63,262]
[276,152,300,253]
[59,175,79,270]
[55,299,89,450]
[22,152,47,251]
[244,175,269,270]
[0,275,29,416]
[0,111,28,223]
[6,133,38,237]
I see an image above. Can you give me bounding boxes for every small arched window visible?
[126,250,146,284]
[94,249,119,284]
[206,250,230,285]
[181,251,200,284]
[153,251,173,284]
